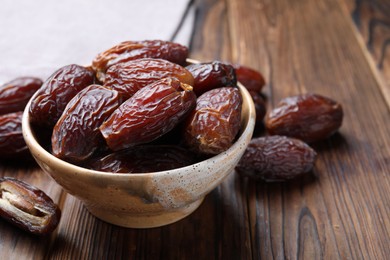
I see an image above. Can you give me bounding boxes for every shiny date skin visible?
[265,93,343,143]
[186,61,237,96]
[233,64,265,93]
[29,64,95,127]
[0,177,61,235]
[100,77,196,151]
[104,58,194,99]
[92,40,188,81]
[86,145,198,173]
[0,112,29,159]
[184,87,242,155]
[236,135,317,181]
[0,77,43,115]
[52,85,121,163]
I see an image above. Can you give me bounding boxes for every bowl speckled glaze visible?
[22,66,256,228]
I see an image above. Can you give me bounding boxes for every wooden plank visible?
[346,0,390,66]
[189,0,232,61]
[225,0,390,259]
[341,0,390,105]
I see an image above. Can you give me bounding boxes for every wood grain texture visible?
[341,0,390,107]
[0,0,389,259]
[223,0,390,259]
[190,0,232,61]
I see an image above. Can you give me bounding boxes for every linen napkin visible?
[0,0,194,82]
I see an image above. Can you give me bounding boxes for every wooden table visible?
[1,0,389,259]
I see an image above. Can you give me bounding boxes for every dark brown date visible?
[0,77,43,115]
[52,85,121,163]
[0,112,29,159]
[0,177,61,235]
[104,58,194,99]
[249,90,266,124]
[265,93,343,142]
[186,61,236,96]
[100,78,196,151]
[86,145,198,173]
[92,40,188,81]
[236,135,317,181]
[184,87,242,155]
[233,64,265,92]
[29,64,95,127]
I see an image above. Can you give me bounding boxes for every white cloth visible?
[0,0,194,82]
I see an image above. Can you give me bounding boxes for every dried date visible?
[265,93,343,142]
[29,64,95,127]
[0,177,61,235]
[100,77,196,151]
[0,77,43,115]
[233,64,265,93]
[92,40,188,81]
[86,145,198,173]
[236,135,317,181]
[186,61,236,96]
[52,85,121,163]
[249,90,266,124]
[104,58,194,99]
[0,112,29,159]
[184,87,242,155]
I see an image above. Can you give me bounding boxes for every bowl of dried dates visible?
[21,40,256,228]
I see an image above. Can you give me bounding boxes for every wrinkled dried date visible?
[86,145,198,173]
[236,135,317,181]
[0,177,61,235]
[92,40,188,81]
[0,112,29,159]
[52,85,121,163]
[184,87,242,155]
[100,77,196,151]
[0,77,43,115]
[266,93,343,142]
[186,61,237,95]
[104,58,194,99]
[29,64,95,127]
[233,64,265,93]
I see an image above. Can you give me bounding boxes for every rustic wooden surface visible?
[1,0,389,259]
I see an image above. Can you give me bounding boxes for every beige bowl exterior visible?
[22,77,256,228]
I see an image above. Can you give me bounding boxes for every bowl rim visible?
[22,61,256,179]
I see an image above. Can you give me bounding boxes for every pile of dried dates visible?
[27,40,245,171]
[0,39,344,234]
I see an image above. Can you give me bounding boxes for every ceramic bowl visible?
[22,70,256,229]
